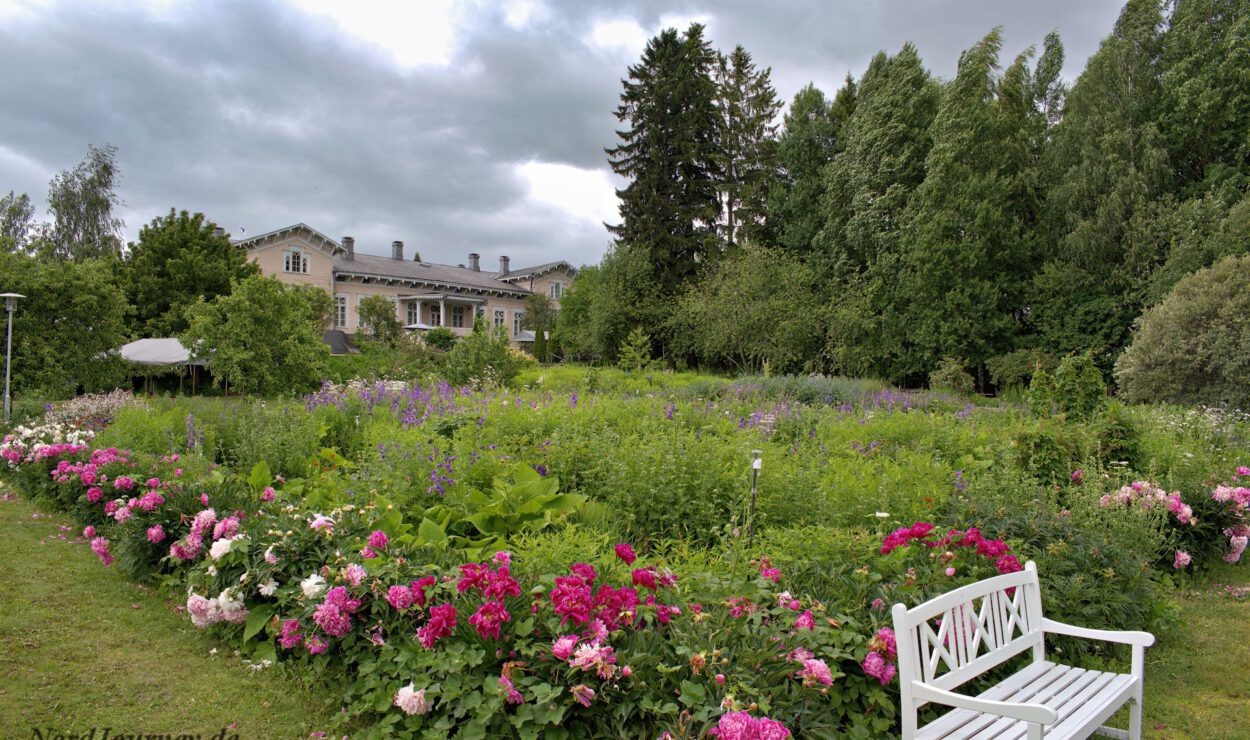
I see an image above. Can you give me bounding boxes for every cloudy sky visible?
[0,0,1124,269]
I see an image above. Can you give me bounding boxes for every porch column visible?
[439,297,446,327]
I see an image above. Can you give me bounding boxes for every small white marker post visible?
[746,450,762,545]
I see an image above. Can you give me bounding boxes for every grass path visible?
[0,491,336,740]
[1141,562,1250,739]
[0,489,1246,739]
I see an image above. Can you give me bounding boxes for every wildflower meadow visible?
[2,372,1248,738]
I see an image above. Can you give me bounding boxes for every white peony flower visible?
[209,538,233,560]
[301,573,327,599]
[259,579,278,597]
[394,683,431,715]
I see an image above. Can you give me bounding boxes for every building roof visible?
[499,261,574,282]
[232,223,344,256]
[334,253,535,297]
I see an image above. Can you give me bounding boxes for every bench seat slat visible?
[917,662,1138,740]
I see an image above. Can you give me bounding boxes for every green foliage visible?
[325,334,440,383]
[0,251,129,397]
[768,83,840,257]
[122,208,259,336]
[1053,351,1107,422]
[522,293,556,362]
[617,326,653,372]
[422,326,457,352]
[182,274,329,397]
[928,357,974,395]
[0,191,36,254]
[43,143,125,261]
[1115,254,1250,408]
[443,325,521,387]
[672,245,822,373]
[605,23,721,358]
[986,348,1059,391]
[713,45,782,250]
[357,295,401,344]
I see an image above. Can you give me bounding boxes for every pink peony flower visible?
[86,487,103,502]
[571,684,595,707]
[386,585,415,611]
[146,525,165,544]
[113,476,134,492]
[305,635,328,655]
[1237,466,1250,477]
[708,711,792,740]
[90,536,113,566]
[260,486,276,502]
[1173,550,1191,569]
[945,567,956,577]
[498,675,524,704]
[278,620,303,649]
[861,651,896,685]
[715,673,725,685]
[1071,469,1083,483]
[614,542,637,565]
[360,546,378,559]
[367,530,388,550]
[869,627,897,659]
[631,568,657,591]
[342,563,367,587]
[796,658,833,687]
[492,550,511,566]
[82,525,95,538]
[794,610,815,631]
[552,635,580,660]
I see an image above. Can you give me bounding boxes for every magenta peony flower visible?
[278,620,303,649]
[417,603,457,649]
[861,651,897,685]
[82,525,95,538]
[360,546,378,559]
[367,530,389,549]
[498,675,524,705]
[1071,469,1083,483]
[305,635,328,655]
[631,568,657,591]
[1173,550,1192,569]
[794,610,815,631]
[113,476,134,492]
[146,525,165,544]
[86,487,103,502]
[708,711,792,740]
[468,599,510,640]
[614,543,637,565]
[492,550,511,566]
[260,486,275,502]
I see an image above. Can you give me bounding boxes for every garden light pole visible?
[746,449,762,546]
[1,293,24,425]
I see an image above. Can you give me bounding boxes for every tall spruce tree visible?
[714,45,782,250]
[605,23,721,359]
[768,84,837,257]
[1035,0,1170,362]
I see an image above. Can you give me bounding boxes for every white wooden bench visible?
[891,561,1155,740]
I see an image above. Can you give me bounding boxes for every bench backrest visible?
[891,560,1045,697]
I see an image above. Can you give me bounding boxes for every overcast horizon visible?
[0,0,1124,269]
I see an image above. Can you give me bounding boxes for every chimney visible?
[498,255,510,276]
[342,236,355,260]
[392,240,404,260]
[468,253,480,271]
[212,226,224,238]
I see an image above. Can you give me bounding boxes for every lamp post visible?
[1,293,23,425]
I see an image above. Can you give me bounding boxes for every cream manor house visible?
[235,223,575,344]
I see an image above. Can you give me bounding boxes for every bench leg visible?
[1027,723,1043,740]
[1129,696,1142,740]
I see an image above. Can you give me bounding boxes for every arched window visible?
[283,248,309,273]
[549,282,563,299]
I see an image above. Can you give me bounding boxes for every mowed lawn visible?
[0,490,336,740]
[0,489,1246,739]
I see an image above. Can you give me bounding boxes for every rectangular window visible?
[429,304,441,327]
[513,310,524,337]
[406,301,419,326]
[451,306,465,328]
[493,308,505,329]
[334,295,347,328]
[549,282,563,299]
[355,295,367,332]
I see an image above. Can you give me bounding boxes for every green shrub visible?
[986,348,1058,391]
[1054,351,1107,422]
[423,326,458,351]
[1115,254,1250,409]
[444,326,522,387]
[1012,421,1087,484]
[928,357,974,394]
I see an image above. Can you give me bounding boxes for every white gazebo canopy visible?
[118,338,205,366]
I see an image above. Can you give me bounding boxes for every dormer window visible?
[284,248,309,274]
[549,281,564,299]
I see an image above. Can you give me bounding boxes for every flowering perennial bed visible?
[3,385,1249,738]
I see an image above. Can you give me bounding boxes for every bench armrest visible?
[1040,618,1156,647]
[911,681,1059,726]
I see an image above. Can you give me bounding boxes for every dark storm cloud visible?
[0,0,1124,269]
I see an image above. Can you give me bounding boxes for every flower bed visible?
[3,381,1248,737]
